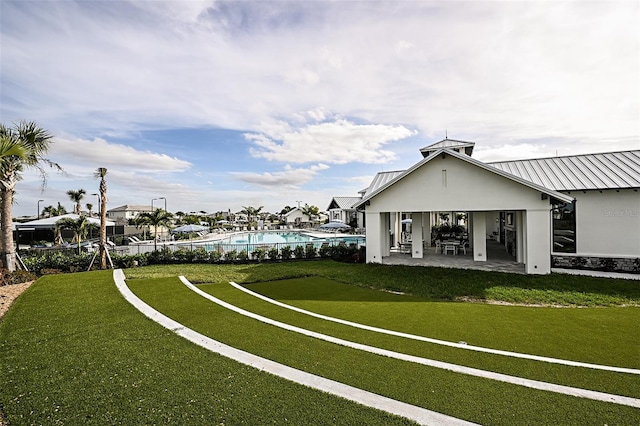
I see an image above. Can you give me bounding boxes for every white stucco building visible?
[355,139,640,274]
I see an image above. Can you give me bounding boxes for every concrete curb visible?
[113,269,475,426]
[229,281,640,375]
[180,276,640,409]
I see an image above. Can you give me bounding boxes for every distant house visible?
[326,196,364,228]
[282,207,325,227]
[106,205,153,225]
[355,138,640,275]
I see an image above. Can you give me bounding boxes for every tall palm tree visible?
[94,168,108,269]
[86,203,94,216]
[136,208,174,251]
[42,205,56,218]
[66,188,86,215]
[0,121,59,271]
[54,201,67,216]
[241,205,263,224]
[55,216,96,255]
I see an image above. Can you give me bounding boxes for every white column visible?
[382,212,391,257]
[365,212,383,263]
[411,213,424,258]
[524,209,551,274]
[472,211,487,262]
[516,210,524,263]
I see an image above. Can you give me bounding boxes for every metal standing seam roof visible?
[363,170,405,197]
[488,151,640,191]
[328,196,362,210]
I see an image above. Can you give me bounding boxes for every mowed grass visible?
[123,260,640,307]
[128,276,640,425]
[197,278,640,399]
[0,271,415,425]
[2,261,639,425]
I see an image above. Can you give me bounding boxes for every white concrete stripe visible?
[180,276,640,409]
[230,281,640,376]
[112,270,473,426]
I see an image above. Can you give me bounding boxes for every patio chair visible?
[459,240,468,255]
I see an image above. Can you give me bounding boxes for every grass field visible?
[1,261,639,425]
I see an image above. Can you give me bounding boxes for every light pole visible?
[159,196,167,212]
[37,199,44,219]
[151,198,157,210]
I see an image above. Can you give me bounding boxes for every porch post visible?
[472,211,487,262]
[365,212,383,263]
[411,213,423,258]
[382,212,391,257]
[515,210,524,263]
[524,209,551,274]
[395,212,402,247]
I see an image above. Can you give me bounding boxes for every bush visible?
[209,250,222,263]
[252,248,266,262]
[318,244,331,258]
[267,247,279,261]
[305,244,317,259]
[293,245,305,259]
[224,250,238,262]
[281,246,292,260]
[237,250,249,262]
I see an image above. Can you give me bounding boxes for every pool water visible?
[219,231,315,245]
[200,231,364,252]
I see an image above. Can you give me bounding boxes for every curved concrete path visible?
[113,270,474,426]
[230,282,640,375]
[181,276,640,409]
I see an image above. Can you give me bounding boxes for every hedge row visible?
[21,245,366,275]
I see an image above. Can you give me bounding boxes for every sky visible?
[1,0,638,218]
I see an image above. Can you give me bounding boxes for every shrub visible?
[318,244,331,258]
[252,248,266,262]
[281,246,292,260]
[209,250,222,263]
[224,250,238,262]
[237,250,249,262]
[305,244,317,259]
[293,245,305,259]
[267,247,279,260]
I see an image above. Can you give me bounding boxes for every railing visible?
[124,236,366,258]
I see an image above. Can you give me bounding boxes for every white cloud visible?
[245,119,416,164]
[49,136,192,174]
[232,164,330,187]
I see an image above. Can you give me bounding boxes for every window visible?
[552,201,576,253]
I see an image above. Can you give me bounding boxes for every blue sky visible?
[1,0,638,217]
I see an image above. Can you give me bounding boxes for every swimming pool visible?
[199,231,364,253]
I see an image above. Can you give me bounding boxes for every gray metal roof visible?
[419,138,475,158]
[328,196,362,210]
[488,151,640,191]
[364,170,405,196]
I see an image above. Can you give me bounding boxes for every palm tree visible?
[42,205,56,218]
[86,203,93,217]
[55,216,96,255]
[54,202,67,216]
[66,189,86,215]
[301,203,320,223]
[136,208,174,251]
[94,168,108,269]
[0,121,60,271]
[174,211,185,225]
[241,205,263,225]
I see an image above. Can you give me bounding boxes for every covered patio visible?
[384,239,525,274]
[355,145,574,275]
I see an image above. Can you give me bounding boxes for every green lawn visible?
[123,261,640,306]
[1,262,639,425]
[127,276,639,425]
[0,271,413,425]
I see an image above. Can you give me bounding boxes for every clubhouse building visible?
[353,139,640,274]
